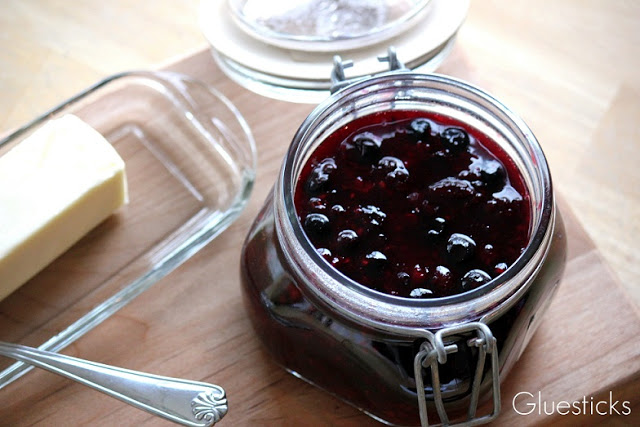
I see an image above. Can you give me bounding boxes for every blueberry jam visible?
[294,110,531,298]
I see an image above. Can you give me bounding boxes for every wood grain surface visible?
[1,1,639,426]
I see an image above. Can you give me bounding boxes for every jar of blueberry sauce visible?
[240,57,567,426]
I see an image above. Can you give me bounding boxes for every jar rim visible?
[275,71,554,331]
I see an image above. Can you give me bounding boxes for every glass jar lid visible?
[199,0,470,103]
[227,0,433,52]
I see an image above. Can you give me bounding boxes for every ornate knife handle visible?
[0,341,227,426]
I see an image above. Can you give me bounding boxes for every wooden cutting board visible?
[0,48,638,426]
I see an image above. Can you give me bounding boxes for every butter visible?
[0,114,128,301]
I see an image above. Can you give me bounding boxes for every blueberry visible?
[378,156,409,184]
[336,229,359,252]
[377,156,404,173]
[429,177,475,201]
[304,213,330,238]
[410,288,434,298]
[364,251,388,272]
[426,217,446,238]
[317,247,332,259]
[430,265,453,291]
[479,159,505,187]
[306,172,328,195]
[409,118,432,136]
[306,158,337,195]
[440,127,470,151]
[446,233,476,262]
[494,262,508,274]
[317,248,341,267]
[461,269,492,291]
[410,264,429,286]
[355,205,387,230]
[308,197,327,211]
[397,271,411,286]
[349,132,382,163]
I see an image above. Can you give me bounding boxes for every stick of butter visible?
[0,114,128,301]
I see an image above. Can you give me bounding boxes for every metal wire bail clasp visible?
[413,322,501,426]
[330,46,408,93]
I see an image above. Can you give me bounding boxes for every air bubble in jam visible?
[295,110,531,298]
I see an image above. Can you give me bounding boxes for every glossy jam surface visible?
[294,110,531,298]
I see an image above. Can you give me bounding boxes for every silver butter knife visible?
[0,341,227,426]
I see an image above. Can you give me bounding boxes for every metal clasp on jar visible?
[414,322,500,426]
[330,47,408,93]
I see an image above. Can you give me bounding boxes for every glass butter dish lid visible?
[200,0,469,103]
[0,71,256,387]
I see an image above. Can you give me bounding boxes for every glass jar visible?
[240,66,567,425]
